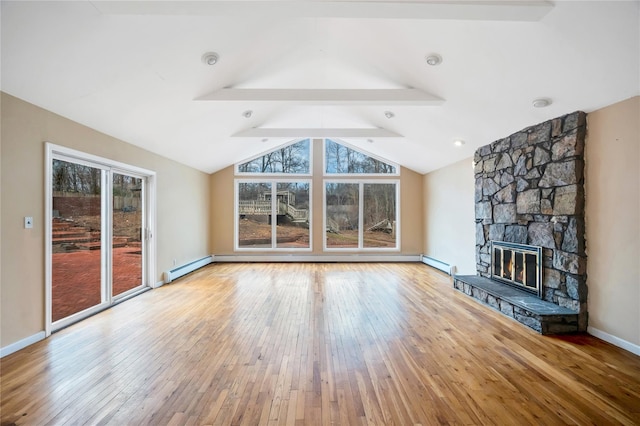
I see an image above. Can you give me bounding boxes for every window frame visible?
[323,138,400,177]
[323,178,400,252]
[234,178,313,251]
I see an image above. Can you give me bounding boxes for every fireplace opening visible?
[491,241,542,298]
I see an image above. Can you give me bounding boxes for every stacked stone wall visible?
[474,111,587,330]
[53,196,101,217]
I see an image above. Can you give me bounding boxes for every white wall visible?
[422,157,476,275]
[585,96,640,350]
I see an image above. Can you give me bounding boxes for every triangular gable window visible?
[237,139,310,175]
[324,139,398,175]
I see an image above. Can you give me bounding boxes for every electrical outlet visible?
[173,259,177,266]
[24,216,33,229]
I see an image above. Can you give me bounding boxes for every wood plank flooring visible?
[1,263,639,425]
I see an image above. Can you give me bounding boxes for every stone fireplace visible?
[454,111,587,334]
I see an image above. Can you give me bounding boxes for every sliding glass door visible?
[47,145,154,332]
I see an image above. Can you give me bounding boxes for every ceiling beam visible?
[232,128,403,138]
[197,89,443,105]
[92,1,553,21]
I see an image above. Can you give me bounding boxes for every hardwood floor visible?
[1,263,639,425]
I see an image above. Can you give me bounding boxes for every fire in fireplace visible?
[491,241,542,297]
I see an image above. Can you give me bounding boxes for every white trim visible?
[145,174,157,290]
[53,302,111,332]
[588,326,640,356]
[421,255,452,275]
[198,88,443,105]
[94,1,553,22]
[154,280,166,289]
[47,143,155,176]
[103,168,111,306]
[214,254,420,263]
[232,128,402,139]
[112,286,151,305]
[1,332,46,358]
[44,146,53,337]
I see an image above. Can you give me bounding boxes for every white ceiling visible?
[1,1,639,174]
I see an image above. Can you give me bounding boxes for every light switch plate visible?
[24,216,33,229]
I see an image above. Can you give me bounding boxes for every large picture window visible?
[234,138,401,253]
[236,180,311,250]
[325,181,399,250]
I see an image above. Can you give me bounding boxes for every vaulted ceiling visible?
[2,1,638,174]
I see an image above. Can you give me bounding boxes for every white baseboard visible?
[588,326,640,356]
[163,255,214,283]
[213,254,421,263]
[1,331,46,358]
[421,255,453,275]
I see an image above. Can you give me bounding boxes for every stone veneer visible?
[472,111,587,331]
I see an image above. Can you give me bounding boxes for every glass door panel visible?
[112,173,144,297]
[51,159,105,322]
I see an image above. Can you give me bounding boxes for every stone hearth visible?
[454,111,587,334]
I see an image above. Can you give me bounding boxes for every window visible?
[324,139,398,175]
[233,138,400,253]
[236,180,311,250]
[237,139,311,175]
[324,181,399,250]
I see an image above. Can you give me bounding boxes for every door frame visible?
[45,143,156,336]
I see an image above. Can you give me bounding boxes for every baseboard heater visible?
[421,255,453,275]
[164,255,213,283]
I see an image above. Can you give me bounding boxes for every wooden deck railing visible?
[238,200,308,222]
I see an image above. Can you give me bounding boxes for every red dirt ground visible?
[239,218,395,248]
[52,248,142,322]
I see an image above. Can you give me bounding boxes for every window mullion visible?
[271,182,277,248]
[358,182,364,249]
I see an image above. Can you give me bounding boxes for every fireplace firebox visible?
[491,241,542,298]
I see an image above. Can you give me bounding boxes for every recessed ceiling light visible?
[532,98,551,108]
[261,138,269,143]
[367,139,374,143]
[454,140,465,147]
[242,110,253,118]
[201,52,219,66]
[425,54,442,66]
[384,111,395,119]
